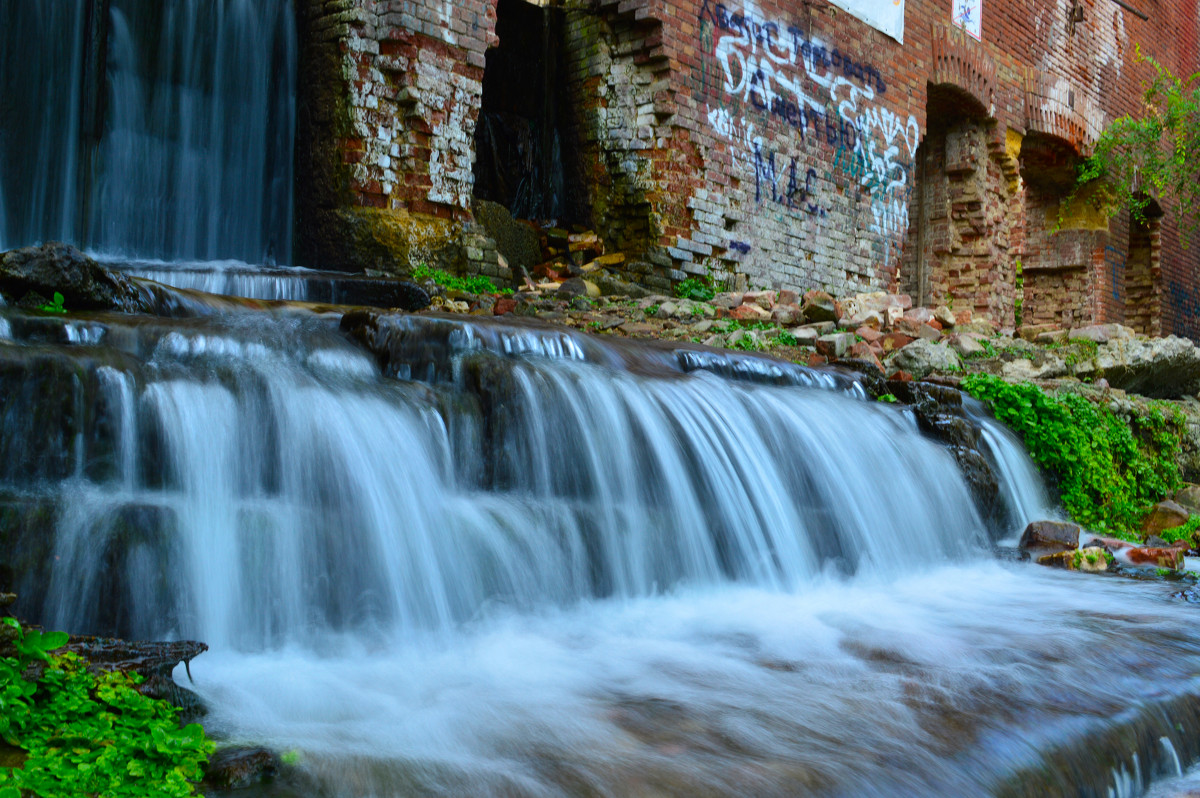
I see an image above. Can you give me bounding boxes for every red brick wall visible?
[294,0,1200,337]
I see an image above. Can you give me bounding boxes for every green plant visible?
[876,393,898,403]
[37,292,67,314]
[411,264,511,295]
[1161,514,1200,546]
[646,304,661,318]
[0,619,213,797]
[962,374,1183,538]
[674,278,715,302]
[1073,48,1200,239]
[774,330,798,347]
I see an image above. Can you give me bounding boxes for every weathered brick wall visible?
[295,0,495,272]
[644,0,1199,328]
[291,0,1200,337]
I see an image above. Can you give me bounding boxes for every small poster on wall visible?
[953,0,982,40]
[827,0,905,44]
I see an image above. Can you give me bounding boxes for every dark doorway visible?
[473,0,580,223]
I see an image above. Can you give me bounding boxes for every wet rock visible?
[1121,546,1185,569]
[329,277,430,311]
[920,413,981,449]
[204,747,282,791]
[950,445,1003,526]
[1037,547,1109,573]
[887,340,961,379]
[493,297,517,315]
[0,242,151,314]
[1142,500,1191,536]
[1019,520,1081,552]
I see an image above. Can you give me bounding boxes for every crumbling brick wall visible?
[295,0,495,272]
[291,0,1200,337]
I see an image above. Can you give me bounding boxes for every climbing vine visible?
[0,618,213,797]
[962,374,1183,538]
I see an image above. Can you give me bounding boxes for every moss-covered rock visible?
[297,207,465,275]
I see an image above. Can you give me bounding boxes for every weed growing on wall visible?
[963,374,1183,538]
[0,618,214,797]
[1075,48,1200,239]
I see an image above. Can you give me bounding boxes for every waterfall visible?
[0,0,295,264]
[16,314,988,647]
[4,309,1200,797]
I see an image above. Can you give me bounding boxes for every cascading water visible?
[0,0,294,263]
[5,302,1200,797]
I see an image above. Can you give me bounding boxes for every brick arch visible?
[1024,72,1103,151]
[930,23,996,118]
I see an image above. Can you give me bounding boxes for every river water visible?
[1,302,1199,797]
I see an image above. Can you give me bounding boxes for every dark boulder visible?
[204,746,282,791]
[1019,520,1081,552]
[0,242,149,313]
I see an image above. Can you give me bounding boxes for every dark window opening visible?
[473,0,582,224]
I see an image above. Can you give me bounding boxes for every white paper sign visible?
[953,0,983,40]
[826,0,905,44]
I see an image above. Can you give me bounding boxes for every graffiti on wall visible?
[1104,245,1125,301]
[698,1,919,242]
[1169,279,1200,340]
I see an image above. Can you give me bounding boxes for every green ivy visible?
[410,264,512,296]
[0,619,213,797]
[962,374,1182,538]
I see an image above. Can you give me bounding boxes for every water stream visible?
[2,302,1200,796]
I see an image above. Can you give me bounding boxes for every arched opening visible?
[1018,132,1101,329]
[901,83,1014,322]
